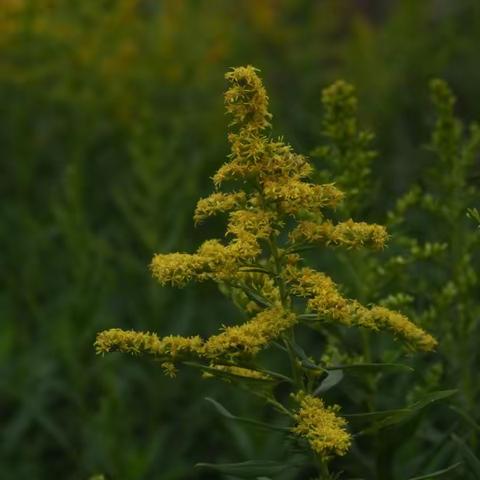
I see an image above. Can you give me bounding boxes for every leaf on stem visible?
[407,462,462,479]
[195,460,293,477]
[205,397,289,432]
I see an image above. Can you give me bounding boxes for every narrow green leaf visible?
[288,341,328,374]
[409,390,458,411]
[327,362,414,373]
[254,368,293,384]
[314,369,344,395]
[348,390,457,433]
[449,405,480,433]
[345,408,411,421]
[205,397,289,432]
[407,462,462,479]
[184,361,278,385]
[195,460,292,477]
[452,434,480,478]
[238,266,274,275]
[241,286,272,308]
[345,407,412,430]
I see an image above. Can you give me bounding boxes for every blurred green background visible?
[1,1,480,479]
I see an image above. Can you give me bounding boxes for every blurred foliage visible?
[1,0,480,479]
[311,75,480,479]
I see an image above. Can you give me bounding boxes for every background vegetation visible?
[1,1,479,479]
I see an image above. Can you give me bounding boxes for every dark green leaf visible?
[195,460,292,477]
[450,405,480,433]
[184,362,278,385]
[347,390,457,433]
[453,434,480,478]
[409,390,458,410]
[241,286,272,308]
[327,362,414,373]
[205,397,289,433]
[407,462,462,479]
[289,341,326,371]
[314,369,344,395]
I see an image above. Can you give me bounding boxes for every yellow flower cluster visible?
[224,65,272,132]
[290,219,388,250]
[226,209,277,241]
[194,191,246,224]
[292,392,351,458]
[150,252,206,287]
[263,180,344,216]
[95,306,295,362]
[213,136,314,187]
[203,306,297,358]
[95,328,203,357]
[150,235,261,287]
[287,267,437,351]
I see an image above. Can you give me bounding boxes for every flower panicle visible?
[286,267,437,351]
[292,392,351,458]
[95,306,296,369]
[290,219,388,250]
[203,306,297,358]
[194,191,246,224]
[262,180,344,216]
[224,65,272,132]
[94,328,203,358]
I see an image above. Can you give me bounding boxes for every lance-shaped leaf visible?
[453,434,480,478]
[195,460,294,477]
[314,369,344,395]
[327,362,414,374]
[184,361,280,396]
[205,397,290,433]
[346,389,457,434]
[407,462,462,479]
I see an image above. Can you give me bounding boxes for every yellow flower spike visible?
[150,252,205,287]
[196,238,261,281]
[95,328,164,356]
[290,219,389,250]
[194,191,246,224]
[226,209,277,241]
[364,306,438,352]
[203,306,297,358]
[263,180,344,216]
[94,328,203,358]
[292,392,351,458]
[224,65,272,132]
[286,267,437,352]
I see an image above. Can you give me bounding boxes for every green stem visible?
[268,235,288,307]
[268,234,304,390]
[315,455,331,479]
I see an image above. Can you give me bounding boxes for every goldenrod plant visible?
[312,78,480,478]
[4,3,480,479]
[96,66,440,479]
[378,80,480,474]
